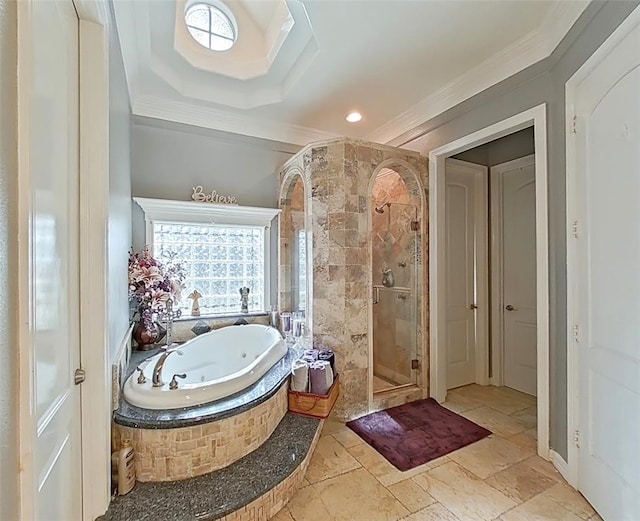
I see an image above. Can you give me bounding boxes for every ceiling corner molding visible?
[540,0,591,53]
[367,1,589,146]
[132,95,338,146]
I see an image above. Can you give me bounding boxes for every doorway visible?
[428,104,550,459]
[444,133,537,395]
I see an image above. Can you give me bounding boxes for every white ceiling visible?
[113,0,589,146]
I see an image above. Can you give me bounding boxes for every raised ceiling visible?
[113,0,589,146]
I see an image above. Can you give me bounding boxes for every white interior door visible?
[569,7,640,519]
[445,159,488,390]
[493,155,537,396]
[22,0,83,518]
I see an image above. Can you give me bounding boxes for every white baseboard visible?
[549,449,571,485]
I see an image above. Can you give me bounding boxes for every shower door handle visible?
[373,286,380,304]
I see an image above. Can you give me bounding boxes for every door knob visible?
[505,304,516,311]
[469,304,478,310]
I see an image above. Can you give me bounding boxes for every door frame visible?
[17,0,111,519]
[489,153,536,389]
[565,4,640,489]
[444,158,489,388]
[428,104,550,459]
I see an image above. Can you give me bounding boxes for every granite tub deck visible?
[100,414,321,521]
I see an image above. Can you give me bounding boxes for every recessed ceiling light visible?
[346,112,363,123]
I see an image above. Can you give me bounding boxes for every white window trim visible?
[133,197,280,313]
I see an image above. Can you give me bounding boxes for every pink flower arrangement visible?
[128,247,186,327]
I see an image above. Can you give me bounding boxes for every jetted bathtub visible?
[123,324,287,410]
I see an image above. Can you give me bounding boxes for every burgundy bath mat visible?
[346,398,491,471]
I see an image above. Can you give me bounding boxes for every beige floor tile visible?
[441,400,478,415]
[305,435,361,484]
[387,479,436,513]
[448,435,533,479]
[495,386,537,406]
[400,502,461,521]
[510,406,538,430]
[497,491,584,521]
[297,467,410,521]
[485,459,558,503]
[331,427,364,448]
[522,456,564,483]
[540,483,596,520]
[321,419,346,437]
[508,431,538,451]
[412,461,517,521]
[462,406,526,437]
[347,441,449,487]
[287,484,334,521]
[588,512,604,521]
[270,507,294,521]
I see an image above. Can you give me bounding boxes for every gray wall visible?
[131,117,297,209]
[402,0,639,459]
[452,127,534,166]
[108,4,133,359]
[131,118,297,308]
[0,0,18,517]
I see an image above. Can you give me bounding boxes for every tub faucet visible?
[152,345,183,387]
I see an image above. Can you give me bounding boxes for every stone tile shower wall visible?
[279,139,429,420]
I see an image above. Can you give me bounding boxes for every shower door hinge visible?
[571,220,579,239]
[410,220,420,232]
[572,324,580,343]
[411,359,420,370]
[574,429,580,448]
[570,114,577,134]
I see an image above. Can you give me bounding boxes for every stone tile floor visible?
[273,384,603,521]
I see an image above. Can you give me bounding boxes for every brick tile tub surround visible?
[112,382,289,482]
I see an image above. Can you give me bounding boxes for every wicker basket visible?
[288,374,340,419]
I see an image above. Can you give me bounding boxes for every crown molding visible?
[367,1,590,146]
[132,95,338,146]
[133,197,281,227]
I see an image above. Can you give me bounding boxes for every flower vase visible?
[133,310,160,350]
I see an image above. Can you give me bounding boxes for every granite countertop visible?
[98,413,320,521]
[115,345,302,429]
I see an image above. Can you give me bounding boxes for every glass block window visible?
[153,222,265,315]
[185,3,236,52]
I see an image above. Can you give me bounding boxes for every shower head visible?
[375,202,391,214]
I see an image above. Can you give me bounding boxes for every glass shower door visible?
[372,202,419,392]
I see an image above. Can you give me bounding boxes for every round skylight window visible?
[185,2,237,52]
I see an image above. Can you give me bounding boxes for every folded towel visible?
[290,359,309,392]
[317,349,336,375]
[308,360,334,395]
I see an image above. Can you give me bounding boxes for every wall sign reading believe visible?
[191,186,238,204]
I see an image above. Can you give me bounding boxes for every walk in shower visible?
[371,169,420,392]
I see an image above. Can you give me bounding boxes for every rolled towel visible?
[303,349,319,361]
[317,349,336,375]
[308,360,334,395]
[290,359,309,392]
[301,353,316,364]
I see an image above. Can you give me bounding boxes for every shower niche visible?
[279,138,428,420]
[371,169,421,392]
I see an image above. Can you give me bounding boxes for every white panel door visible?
[25,0,83,518]
[570,8,640,519]
[445,159,488,389]
[495,155,537,396]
